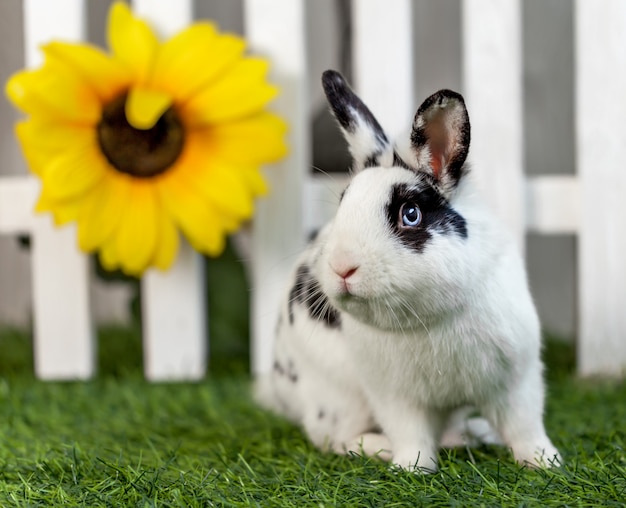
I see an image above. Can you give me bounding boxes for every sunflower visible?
[5,1,287,276]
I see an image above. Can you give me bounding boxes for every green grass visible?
[0,328,625,507]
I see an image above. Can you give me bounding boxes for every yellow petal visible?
[107,1,159,84]
[78,171,131,252]
[99,237,120,273]
[163,130,254,221]
[156,176,226,257]
[114,182,158,275]
[152,23,245,101]
[15,119,94,176]
[35,192,81,226]
[203,114,288,165]
[125,87,173,129]
[39,140,107,200]
[239,166,269,196]
[42,41,130,103]
[151,210,179,270]
[6,63,101,124]
[182,59,278,125]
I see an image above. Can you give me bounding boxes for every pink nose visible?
[336,266,358,281]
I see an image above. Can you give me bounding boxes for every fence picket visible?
[575,0,626,376]
[21,0,95,379]
[244,0,309,375]
[131,0,208,381]
[352,0,414,138]
[462,0,525,250]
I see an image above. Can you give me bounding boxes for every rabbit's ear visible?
[322,70,394,172]
[409,90,470,193]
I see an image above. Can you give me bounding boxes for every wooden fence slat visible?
[20,0,95,379]
[131,0,192,37]
[525,176,579,234]
[0,177,38,234]
[0,177,95,379]
[132,0,208,381]
[244,0,309,375]
[575,0,626,376]
[24,0,85,67]
[142,241,207,380]
[462,0,525,250]
[352,0,414,139]
[31,218,94,379]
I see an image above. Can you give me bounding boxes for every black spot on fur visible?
[288,264,342,329]
[393,151,413,171]
[274,359,299,383]
[308,228,320,242]
[386,182,467,253]
[273,360,285,376]
[318,409,326,419]
[361,150,413,171]
[287,359,298,383]
[363,152,381,169]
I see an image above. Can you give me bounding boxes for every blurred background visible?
[0,0,575,341]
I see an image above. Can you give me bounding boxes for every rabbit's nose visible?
[328,246,360,285]
[330,260,360,281]
[338,266,358,280]
[331,263,359,294]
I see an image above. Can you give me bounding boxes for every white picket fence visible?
[0,0,624,380]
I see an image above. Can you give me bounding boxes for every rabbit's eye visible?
[399,202,422,228]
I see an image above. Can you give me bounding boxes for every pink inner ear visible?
[426,121,448,180]
[430,154,442,179]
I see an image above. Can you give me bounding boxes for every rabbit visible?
[256,69,560,473]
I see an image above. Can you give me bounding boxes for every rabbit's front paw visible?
[392,447,439,474]
[514,442,561,469]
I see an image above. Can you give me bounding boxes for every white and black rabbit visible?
[256,70,560,473]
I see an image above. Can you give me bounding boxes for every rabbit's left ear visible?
[409,90,470,194]
[322,70,394,172]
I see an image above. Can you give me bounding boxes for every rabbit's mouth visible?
[332,293,398,330]
[332,290,434,332]
[332,291,367,316]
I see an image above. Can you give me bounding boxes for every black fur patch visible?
[273,359,298,383]
[363,152,382,169]
[393,151,413,171]
[288,264,342,329]
[308,228,320,242]
[273,360,285,376]
[386,183,467,252]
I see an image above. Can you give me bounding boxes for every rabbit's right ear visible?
[322,70,394,172]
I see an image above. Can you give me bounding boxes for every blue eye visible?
[400,202,422,227]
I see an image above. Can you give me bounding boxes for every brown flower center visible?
[97,93,184,178]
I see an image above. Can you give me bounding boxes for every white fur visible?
[256,81,560,473]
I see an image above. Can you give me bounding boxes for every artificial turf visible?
[0,325,624,507]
